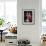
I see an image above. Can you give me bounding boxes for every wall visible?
[17,0,42,46]
[0,0,17,40]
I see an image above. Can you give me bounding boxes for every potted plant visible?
[0,18,5,27]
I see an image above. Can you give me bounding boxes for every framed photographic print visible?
[22,9,35,25]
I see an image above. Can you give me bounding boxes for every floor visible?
[0,41,46,46]
[0,41,5,46]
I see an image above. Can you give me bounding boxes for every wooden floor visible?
[0,41,45,46]
[0,41,5,46]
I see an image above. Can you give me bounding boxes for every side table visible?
[0,30,3,42]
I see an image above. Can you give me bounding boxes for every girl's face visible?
[26,12,29,18]
[26,12,31,17]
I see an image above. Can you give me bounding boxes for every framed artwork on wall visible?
[22,9,35,25]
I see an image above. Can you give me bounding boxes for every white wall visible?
[0,0,17,25]
[0,0,17,40]
[17,0,42,46]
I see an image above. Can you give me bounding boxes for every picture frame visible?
[22,9,35,25]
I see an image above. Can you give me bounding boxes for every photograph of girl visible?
[24,11,32,22]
